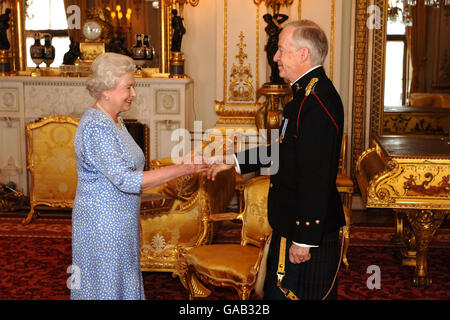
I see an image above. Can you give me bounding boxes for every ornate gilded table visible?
[356,135,450,287]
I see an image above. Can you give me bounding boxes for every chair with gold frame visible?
[139,158,236,274]
[336,132,354,268]
[177,175,272,300]
[23,115,80,225]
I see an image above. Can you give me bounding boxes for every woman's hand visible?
[181,153,210,175]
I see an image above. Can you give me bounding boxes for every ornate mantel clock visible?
[79,19,105,63]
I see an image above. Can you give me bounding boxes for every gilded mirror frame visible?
[350,0,387,179]
[9,0,171,75]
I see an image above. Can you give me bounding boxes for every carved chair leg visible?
[342,200,352,269]
[183,269,211,299]
[22,205,36,225]
[238,286,251,300]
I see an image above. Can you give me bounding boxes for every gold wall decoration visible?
[297,0,301,19]
[215,0,261,129]
[170,0,200,9]
[228,32,255,102]
[350,0,370,183]
[329,0,335,81]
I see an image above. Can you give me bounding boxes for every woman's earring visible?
[104,96,110,101]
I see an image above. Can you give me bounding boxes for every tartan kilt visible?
[263,230,341,300]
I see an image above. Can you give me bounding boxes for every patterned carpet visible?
[0,216,449,300]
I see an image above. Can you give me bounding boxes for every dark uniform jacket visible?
[237,66,345,245]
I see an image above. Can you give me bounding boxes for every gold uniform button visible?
[315,220,320,224]
[305,221,310,226]
[296,221,300,226]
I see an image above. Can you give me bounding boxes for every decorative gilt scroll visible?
[229,32,254,102]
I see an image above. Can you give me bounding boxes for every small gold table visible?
[356,135,450,287]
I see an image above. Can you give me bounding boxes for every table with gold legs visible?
[357,135,450,287]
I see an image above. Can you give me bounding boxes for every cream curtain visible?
[406,1,427,94]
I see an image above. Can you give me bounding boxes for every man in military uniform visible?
[207,20,345,300]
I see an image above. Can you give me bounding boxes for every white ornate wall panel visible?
[0,76,193,194]
[0,89,20,112]
[0,117,26,193]
[154,120,182,160]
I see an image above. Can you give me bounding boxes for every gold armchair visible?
[24,115,80,225]
[178,175,272,300]
[139,158,236,273]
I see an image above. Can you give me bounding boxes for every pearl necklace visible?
[95,102,122,130]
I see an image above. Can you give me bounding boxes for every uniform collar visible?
[290,65,324,94]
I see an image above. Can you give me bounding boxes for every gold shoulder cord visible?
[305,78,319,96]
[276,230,345,300]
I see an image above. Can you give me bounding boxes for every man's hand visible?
[289,244,311,264]
[204,155,236,181]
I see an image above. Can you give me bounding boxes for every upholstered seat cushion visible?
[186,244,260,285]
[336,173,353,187]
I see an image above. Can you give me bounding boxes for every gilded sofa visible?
[139,157,236,273]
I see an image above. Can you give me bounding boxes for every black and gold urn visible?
[30,33,45,76]
[143,35,155,67]
[43,34,55,68]
[131,34,146,77]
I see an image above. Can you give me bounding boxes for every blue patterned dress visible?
[71,108,145,300]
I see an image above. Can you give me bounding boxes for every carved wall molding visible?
[351,0,369,184]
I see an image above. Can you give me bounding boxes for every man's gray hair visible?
[284,20,328,66]
[86,53,135,99]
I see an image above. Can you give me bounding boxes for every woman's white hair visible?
[85,52,135,99]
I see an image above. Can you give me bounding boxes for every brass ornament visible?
[255,83,291,134]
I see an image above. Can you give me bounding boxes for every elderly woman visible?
[71,52,208,300]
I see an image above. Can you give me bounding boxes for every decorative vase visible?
[30,33,44,76]
[43,34,55,68]
[131,34,146,77]
[143,34,155,67]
